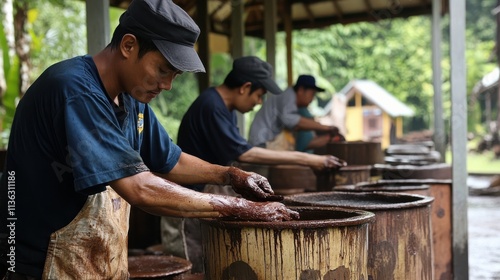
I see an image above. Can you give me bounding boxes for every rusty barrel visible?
[370,164,453,279]
[317,141,384,165]
[373,163,451,180]
[316,165,372,192]
[335,180,431,196]
[375,179,453,280]
[267,164,316,194]
[285,192,434,280]
[201,206,374,280]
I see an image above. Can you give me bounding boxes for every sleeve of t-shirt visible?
[277,92,301,129]
[140,105,181,173]
[206,108,252,165]
[65,93,149,194]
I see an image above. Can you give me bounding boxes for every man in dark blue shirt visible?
[0,2,297,279]
[178,57,344,169]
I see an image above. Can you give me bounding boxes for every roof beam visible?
[331,0,344,20]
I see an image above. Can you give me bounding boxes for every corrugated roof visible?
[338,79,414,117]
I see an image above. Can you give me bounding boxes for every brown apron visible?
[42,187,130,279]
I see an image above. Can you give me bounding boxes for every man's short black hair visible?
[223,71,265,95]
[107,25,159,59]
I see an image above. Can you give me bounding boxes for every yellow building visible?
[320,80,414,149]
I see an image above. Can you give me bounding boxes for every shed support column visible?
[231,0,245,137]
[264,0,277,74]
[284,2,293,86]
[197,0,210,95]
[86,0,110,55]
[450,1,469,278]
[432,0,446,162]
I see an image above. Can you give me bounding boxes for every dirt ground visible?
[468,177,500,279]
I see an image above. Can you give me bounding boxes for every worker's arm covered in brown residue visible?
[109,152,299,221]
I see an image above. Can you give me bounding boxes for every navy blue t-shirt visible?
[0,55,181,277]
[177,88,252,166]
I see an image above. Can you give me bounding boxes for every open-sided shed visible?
[84,0,468,277]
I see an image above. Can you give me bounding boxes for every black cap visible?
[295,75,325,92]
[229,56,283,95]
[119,0,205,73]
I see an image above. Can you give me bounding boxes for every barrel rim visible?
[335,184,430,192]
[284,191,434,210]
[376,178,452,185]
[338,165,373,171]
[200,206,375,229]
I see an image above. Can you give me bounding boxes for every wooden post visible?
[196,0,210,95]
[496,1,500,131]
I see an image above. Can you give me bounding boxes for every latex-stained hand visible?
[328,126,346,142]
[212,197,300,222]
[226,166,283,202]
[324,155,347,169]
[237,201,299,221]
[310,155,347,172]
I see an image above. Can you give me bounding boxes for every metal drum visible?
[318,141,384,165]
[316,165,372,191]
[285,191,434,280]
[267,164,316,194]
[201,206,374,280]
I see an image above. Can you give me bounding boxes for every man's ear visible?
[240,82,252,95]
[120,34,138,58]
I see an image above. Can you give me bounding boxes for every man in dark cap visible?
[163,57,345,272]
[249,74,343,150]
[0,1,298,279]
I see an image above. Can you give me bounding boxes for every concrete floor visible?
[468,176,500,279]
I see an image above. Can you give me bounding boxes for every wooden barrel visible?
[318,141,384,165]
[201,206,374,280]
[335,180,431,196]
[374,179,453,280]
[128,255,192,279]
[333,178,453,279]
[373,163,452,180]
[385,144,433,155]
[316,165,372,192]
[285,192,434,280]
[267,164,316,194]
[384,143,441,165]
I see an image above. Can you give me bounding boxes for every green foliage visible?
[209,52,233,86]
[465,0,497,43]
[29,0,86,80]
[148,72,199,143]
[2,56,20,134]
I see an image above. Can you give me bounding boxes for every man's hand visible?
[309,154,347,172]
[226,166,283,202]
[328,126,346,142]
[237,201,300,221]
[211,196,300,222]
[324,155,347,169]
